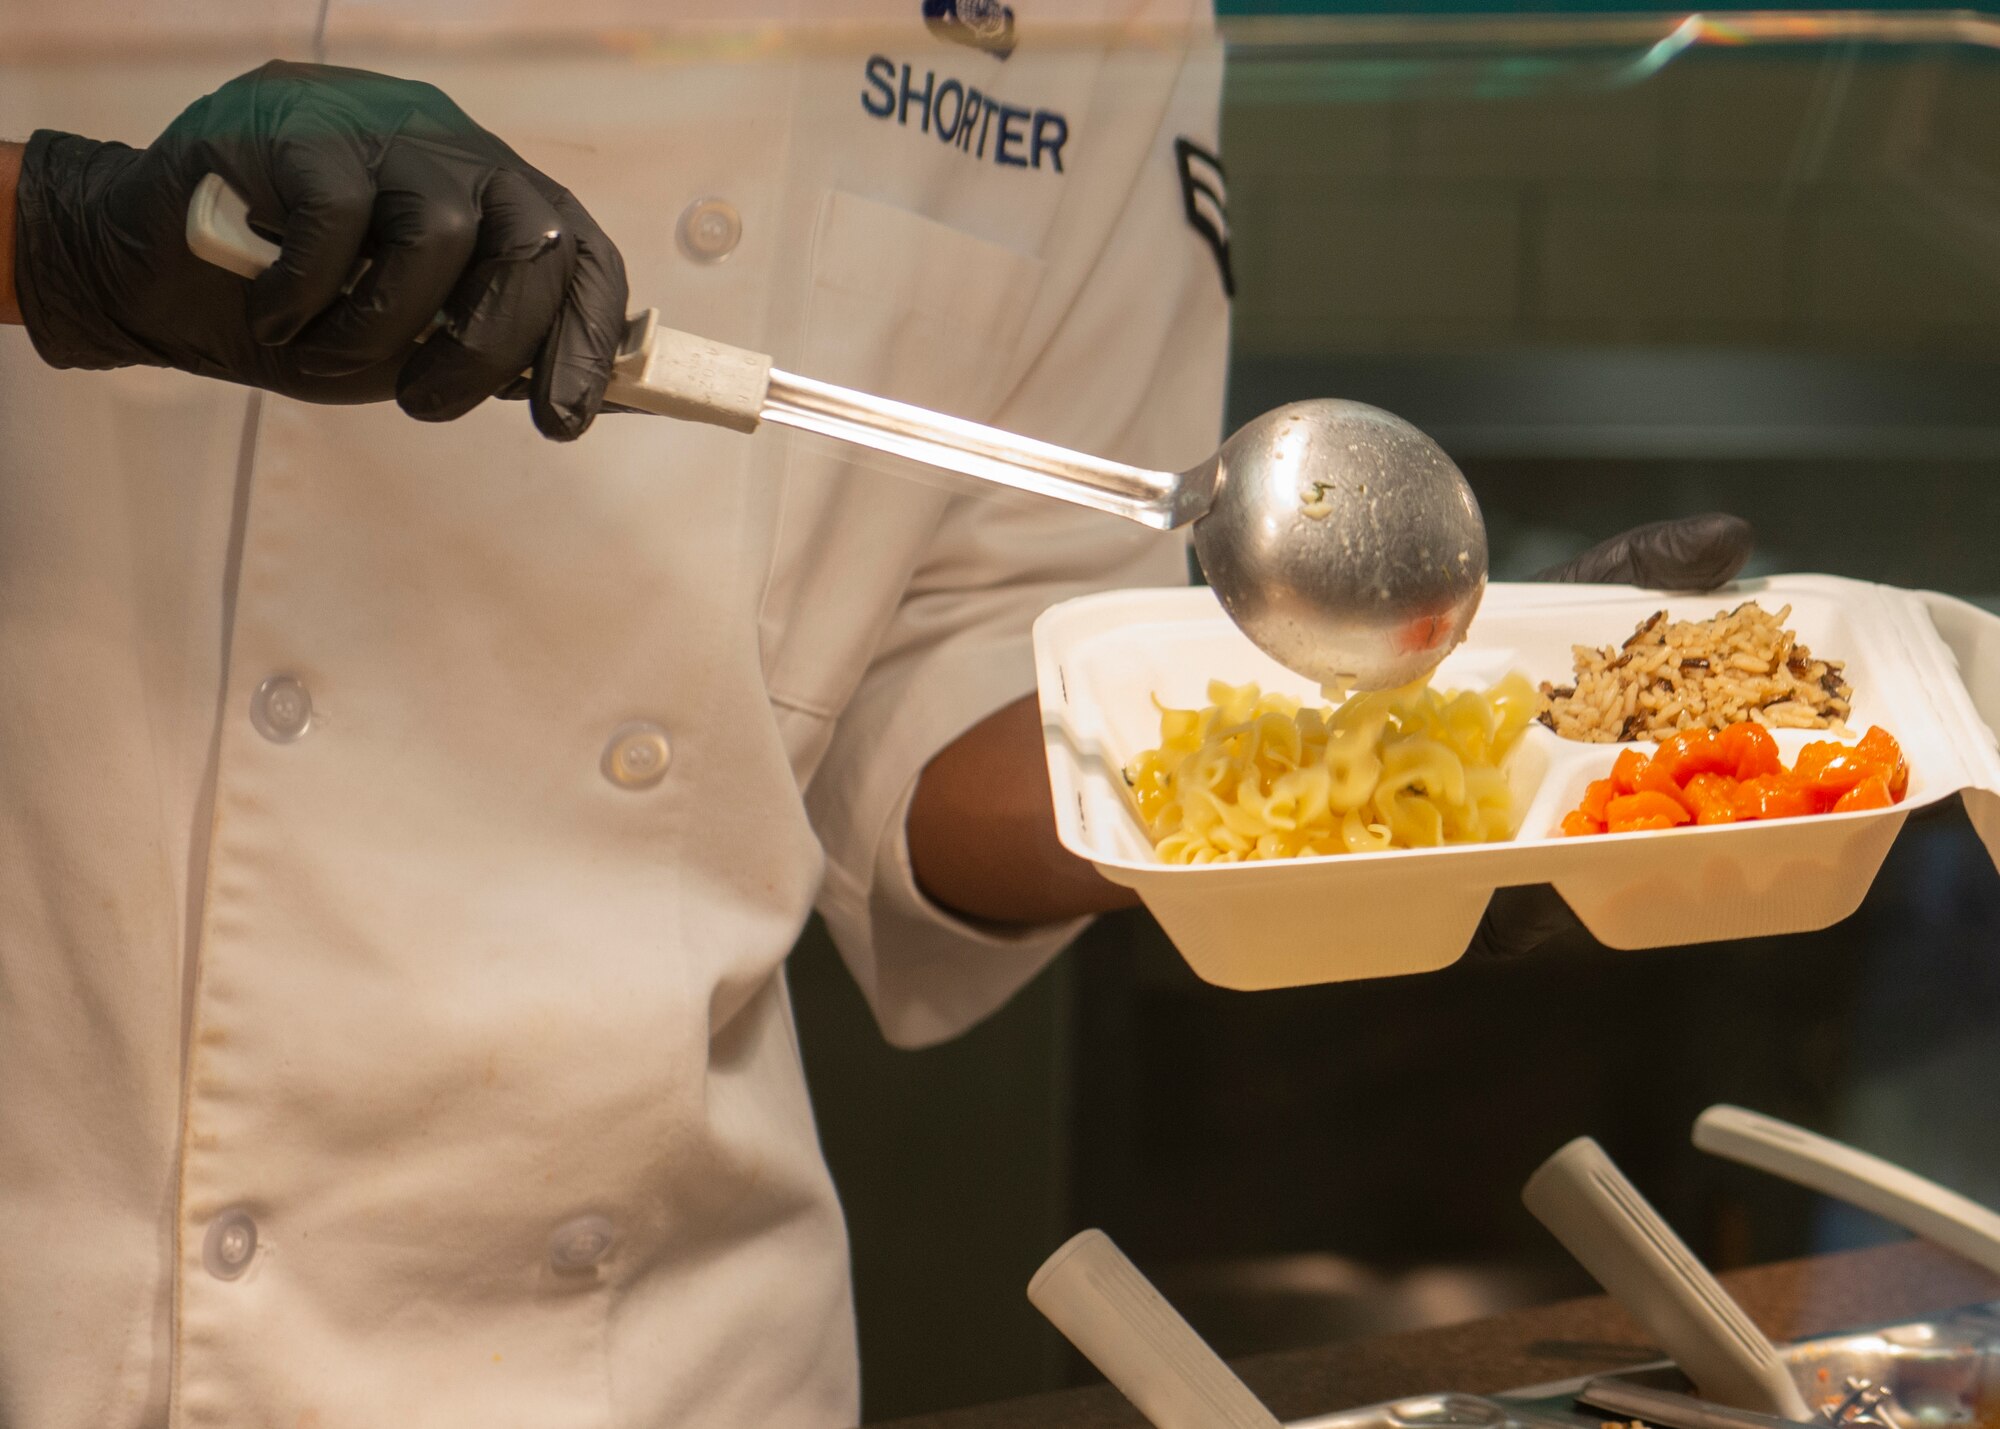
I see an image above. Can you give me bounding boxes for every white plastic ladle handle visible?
[1524,1137,1812,1421]
[186,171,282,277]
[1027,1230,1284,1429]
[1694,1105,2000,1278]
[183,173,774,432]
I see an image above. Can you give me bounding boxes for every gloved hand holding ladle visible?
[190,175,1487,692]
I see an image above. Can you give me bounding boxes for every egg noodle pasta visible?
[1124,674,1539,863]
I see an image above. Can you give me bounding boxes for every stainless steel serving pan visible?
[1285,1306,2000,1429]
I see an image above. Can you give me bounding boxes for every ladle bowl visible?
[1192,400,1488,692]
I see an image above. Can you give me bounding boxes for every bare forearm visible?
[908,693,1140,926]
[2,141,21,325]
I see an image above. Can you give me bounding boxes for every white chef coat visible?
[0,3,1227,1425]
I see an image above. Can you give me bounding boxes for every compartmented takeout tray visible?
[1034,576,2000,990]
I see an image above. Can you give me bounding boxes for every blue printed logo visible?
[923,0,1017,59]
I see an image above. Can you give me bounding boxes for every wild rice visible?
[1538,601,1851,743]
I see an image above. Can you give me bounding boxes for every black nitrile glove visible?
[1464,513,1757,961]
[1532,513,1754,589]
[13,60,627,440]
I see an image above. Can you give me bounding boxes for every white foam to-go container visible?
[1034,575,2000,991]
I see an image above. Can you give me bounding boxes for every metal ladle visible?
[191,176,1487,690]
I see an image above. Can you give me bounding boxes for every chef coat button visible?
[602,721,671,790]
[549,1215,615,1273]
[675,197,741,264]
[202,1208,258,1281]
[250,675,313,743]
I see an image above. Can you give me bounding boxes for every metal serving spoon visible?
[190,176,1487,691]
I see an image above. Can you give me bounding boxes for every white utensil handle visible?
[186,172,282,278]
[1028,1230,1283,1429]
[182,172,772,432]
[608,308,770,434]
[1524,1138,1811,1421]
[1695,1105,2000,1278]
